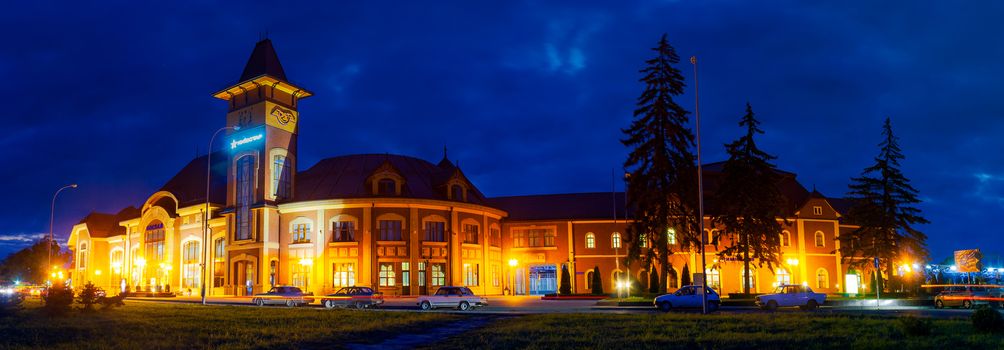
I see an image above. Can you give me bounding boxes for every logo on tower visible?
[265,102,298,133]
[270,105,296,126]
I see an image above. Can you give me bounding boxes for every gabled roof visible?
[239,39,287,83]
[158,152,228,208]
[294,154,487,204]
[75,206,138,238]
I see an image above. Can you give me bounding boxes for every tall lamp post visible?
[690,56,709,315]
[202,126,236,305]
[49,183,78,279]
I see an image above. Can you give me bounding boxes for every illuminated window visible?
[585,233,595,249]
[424,221,445,242]
[740,268,757,291]
[379,220,403,241]
[213,238,225,287]
[814,231,825,247]
[611,232,622,249]
[639,233,647,248]
[776,268,791,286]
[464,263,479,286]
[332,263,355,287]
[402,262,410,287]
[667,228,677,245]
[144,222,165,263]
[378,179,396,196]
[235,155,254,240]
[272,155,291,200]
[418,262,426,287]
[781,231,791,247]
[332,221,355,242]
[816,268,829,289]
[291,250,311,289]
[292,263,309,289]
[463,224,479,244]
[431,263,446,286]
[182,241,200,289]
[706,268,721,291]
[379,263,396,286]
[489,226,501,247]
[492,265,501,287]
[512,227,556,248]
[292,222,310,243]
[78,242,87,269]
[110,250,123,276]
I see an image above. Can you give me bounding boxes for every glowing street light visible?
[508,259,518,267]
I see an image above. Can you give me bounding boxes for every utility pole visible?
[691,55,709,314]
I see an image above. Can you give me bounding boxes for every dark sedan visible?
[321,286,384,309]
[252,286,308,307]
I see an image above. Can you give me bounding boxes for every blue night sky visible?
[1,1,1002,263]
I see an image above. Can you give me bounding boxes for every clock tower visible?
[212,39,312,295]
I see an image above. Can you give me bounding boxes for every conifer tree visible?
[559,265,572,295]
[649,268,659,293]
[591,266,604,295]
[840,118,929,293]
[681,264,692,286]
[622,34,700,294]
[712,103,789,295]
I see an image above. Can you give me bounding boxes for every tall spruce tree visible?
[712,103,788,295]
[622,34,700,294]
[840,117,929,293]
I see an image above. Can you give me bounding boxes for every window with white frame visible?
[272,154,291,200]
[492,264,500,287]
[291,250,311,289]
[667,228,677,245]
[740,268,757,291]
[332,263,355,287]
[379,263,396,286]
[182,241,200,289]
[781,231,791,247]
[292,222,310,243]
[402,262,410,287]
[431,263,445,286]
[706,268,721,292]
[776,268,791,286]
[816,268,829,289]
[464,263,479,286]
[611,232,622,249]
[585,233,595,249]
[814,231,825,247]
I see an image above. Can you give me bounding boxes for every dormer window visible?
[813,206,822,215]
[378,179,396,196]
[451,184,465,202]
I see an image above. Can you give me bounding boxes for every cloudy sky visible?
[1,1,1001,263]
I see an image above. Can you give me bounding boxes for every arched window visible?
[271,153,291,200]
[78,242,88,269]
[586,270,594,288]
[611,232,622,249]
[667,228,677,245]
[781,231,791,247]
[145,221,165,263]
[776,268,791,286]
[290,218,312,244]
[182,241,200,289]
[378,178,396,196]
[585,233,595,249]
[816,268,829,289]
[668,267,679,289]
[462,222,480,244]
[235,155,255,240]
[706,268,721,292]
[814,231,825,247]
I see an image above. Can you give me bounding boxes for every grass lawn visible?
[426,312,1004,350]
[1,300,456,350]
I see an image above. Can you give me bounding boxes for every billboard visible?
[954,249,983,273]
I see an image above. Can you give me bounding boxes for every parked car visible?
[252,286,307,307]
[653,285,721,312]
[934,285,994,309]
[321,286,384,309]
[95,288,107,298]
[756,284,826,310]
[417,286,487,311]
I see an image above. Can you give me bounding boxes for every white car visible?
[756,284,826,310]
[653,285,721,312]
[417,286,487,311]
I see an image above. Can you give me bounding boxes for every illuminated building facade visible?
[66,40,869,297]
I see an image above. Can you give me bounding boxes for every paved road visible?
[128,295,982,319]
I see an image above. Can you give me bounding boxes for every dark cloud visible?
[1,1,1001,261]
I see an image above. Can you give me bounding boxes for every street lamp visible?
[691,56,709,314]
[202,126,237,305]
[49,184,78,275]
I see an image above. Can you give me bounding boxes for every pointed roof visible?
[238,39,287,83]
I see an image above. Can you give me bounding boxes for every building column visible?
[361,205,373,287]
[409,208,420,295]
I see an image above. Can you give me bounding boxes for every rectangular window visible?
[182,242,200,289]
[332,221,355,242]
[431,263,445,286]
[402,262,410,287]
[463,263,479,286]
[292,263,309,289]
[492,265,500,287]
[463,224,479,244]
[813,206,822,215]
[292,223,310,243]
[379,263,396,286]
[213,238,225,287]
[379,220,403,241]
[235,155,254,240]
[490,227,501,247]
[332,263,356,287]
[667,228,677,245]
[424,221,445,242]
[511,227,556,248]
[272,155,291,200]
[418,262,426,287]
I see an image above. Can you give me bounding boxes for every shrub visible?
[98,294,126,311]
[77,282,99,311]
[559,265,572,295]
[898,316,932,336]
[42,284,74,316]
[972,306,1003,333]
[591,266,604,295]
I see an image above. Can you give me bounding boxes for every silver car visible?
[252,286,308,307]
[934,285,993,309]
[417,286,487,311]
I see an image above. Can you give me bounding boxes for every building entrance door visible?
[529,264,557,295]
[514,268,526,295]
[235,261,256,296]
